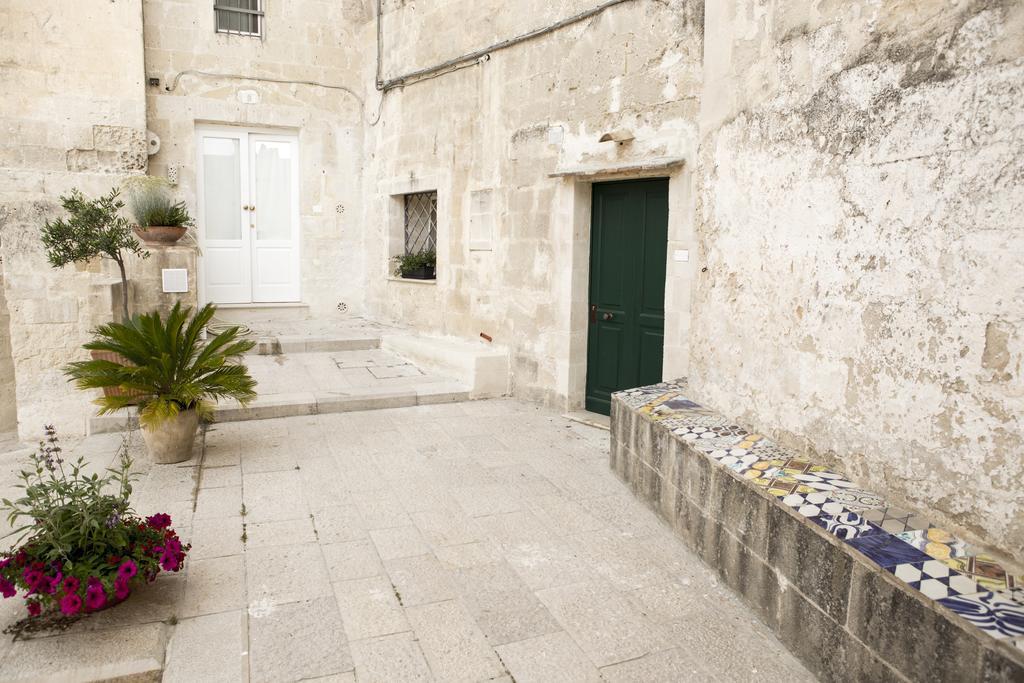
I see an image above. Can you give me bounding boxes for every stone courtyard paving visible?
[0,400,814,681]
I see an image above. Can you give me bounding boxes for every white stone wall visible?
[143,0,372,319]
[0,0,149,438]
[694,0,1024,556]
[362,0,704,406]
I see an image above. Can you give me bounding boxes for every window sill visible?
[387,276,436,285]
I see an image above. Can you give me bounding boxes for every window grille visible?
[404,191,437,255]
[215,0,263,36]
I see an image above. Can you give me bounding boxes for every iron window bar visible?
[404,192,437,255]
[215,1,264,36]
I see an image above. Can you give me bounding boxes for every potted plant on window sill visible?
[393,249,436,280]
[126,177,194,246]
[64,303,257,464]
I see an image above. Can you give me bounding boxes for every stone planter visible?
[133,225,188,245]
[141,410,199,464]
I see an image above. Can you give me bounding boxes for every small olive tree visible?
[41,189,149,322]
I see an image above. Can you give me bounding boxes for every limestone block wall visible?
[693,1,1024,556]
[0,0,149,439]
[362,0,704,407]
[142,0,372,319]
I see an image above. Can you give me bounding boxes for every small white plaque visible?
[673,249,689,262]
[162,268,188,293]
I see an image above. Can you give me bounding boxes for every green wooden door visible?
[585,179,668,415]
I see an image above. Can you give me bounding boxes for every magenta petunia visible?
[22,569,43,593]
[0,578,16,599]
[114,576,131,601]
[62,576,80,595]
[26,601,40,616]
[59,592,82,615]
[146,513,172,529]
[84,579,106,611]
[117,560,138,579]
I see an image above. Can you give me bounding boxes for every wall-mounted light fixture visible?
[599,129,634,144]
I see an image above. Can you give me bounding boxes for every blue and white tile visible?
[811,511,883,541]
[847,531,931,567]
[888,560,979,600]
[781,491,846,520]
[938,591,1024,639]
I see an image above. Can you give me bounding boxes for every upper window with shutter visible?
[215,0,263,37]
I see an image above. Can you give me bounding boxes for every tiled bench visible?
[611,381,1024,682]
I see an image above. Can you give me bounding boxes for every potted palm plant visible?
[64,303,257,464]
[126,177,194,245]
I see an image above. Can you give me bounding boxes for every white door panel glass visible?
[202,138,243,241]
[198,129,300,305]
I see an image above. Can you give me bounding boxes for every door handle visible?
[590,305,597,324]
[602,312,614,321]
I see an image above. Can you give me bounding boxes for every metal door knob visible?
[602,312,614,321]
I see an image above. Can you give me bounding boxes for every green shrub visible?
[392,250,436,277]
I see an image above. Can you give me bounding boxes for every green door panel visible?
[585,179,669,415]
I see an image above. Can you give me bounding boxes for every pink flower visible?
[146,513,172,529]
[62,576,80,595]
[114,576,131,601]
[26,601,41,617]
[117,560,137,579]
[0,578,15,599]
[59,592,82,615]
[44,571,62,595]
[22,569,43,594]
[0,557,10,569]
[84,579,106,611]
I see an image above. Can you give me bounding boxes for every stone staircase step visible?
[88,382,472,434]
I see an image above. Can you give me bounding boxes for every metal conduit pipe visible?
[375,0,637,92]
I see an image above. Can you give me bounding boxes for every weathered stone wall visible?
[363,0,704,406]
[143,0,372,319]
[0,0,149,438]
[693,1,1024,556]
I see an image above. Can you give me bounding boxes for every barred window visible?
[404,191,437,255]
[215,0,263,36]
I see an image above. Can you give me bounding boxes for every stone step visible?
[248,333,381,355]
[88,382,471,434]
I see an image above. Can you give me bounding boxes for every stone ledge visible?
[611,381,1024,683]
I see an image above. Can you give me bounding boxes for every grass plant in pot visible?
[0,426,189,623]
[64,303,257,464]
[126,177,194,246]
[393,249,436,280]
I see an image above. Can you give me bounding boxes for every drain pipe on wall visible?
[374,0,637,92]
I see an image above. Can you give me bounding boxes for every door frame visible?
[559,164,692,413]
[194,123,302,306]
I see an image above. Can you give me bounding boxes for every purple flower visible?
[22,569,43,593]
[59,592,82,615]
[146,513,172,529]
[84,579,106,611]
[26,601,41,617]
[114,576,131,601]
[117,560,137,579]
[62,576,80,595]
[0,578,15,599]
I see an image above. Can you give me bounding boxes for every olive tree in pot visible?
[64,303,257,464]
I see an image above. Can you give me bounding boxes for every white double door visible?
[197,126,300,304]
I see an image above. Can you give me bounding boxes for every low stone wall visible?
[611,381,1024,682]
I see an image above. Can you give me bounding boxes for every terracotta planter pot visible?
[133,225,187,245]
[141,410,199,464]
[89,350,145,403]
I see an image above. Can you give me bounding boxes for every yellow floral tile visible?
[941,555,1022,592]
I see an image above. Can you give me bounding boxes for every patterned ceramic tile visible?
[811,511,883,540]
[888,560,979,600]
[671,424,748,443]
[747,440,792,460]
[860,506,931,535]
[716,452,763,474]
[825,487,887,511]
[742,459,857,497]
[1008,589,1024,606]
[896,528,973,561]
[781,491,846,519]
[940,556,1022,592]
[847,532,931,567]
[938,592,1024,639]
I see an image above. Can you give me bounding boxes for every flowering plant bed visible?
[0,426,189,620]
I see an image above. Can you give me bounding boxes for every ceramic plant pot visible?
[89,350,145,403]
[133,225,187,245]
[141,409,199,464]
